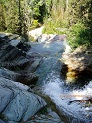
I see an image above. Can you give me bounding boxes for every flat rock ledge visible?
[61,46,92,84]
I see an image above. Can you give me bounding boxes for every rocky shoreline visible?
[61,46,92,85]
[0,32,47,123]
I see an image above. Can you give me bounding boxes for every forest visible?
[0,0,92,48]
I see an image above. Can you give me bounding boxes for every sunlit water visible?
[42,71,92,122]
[28,37,92,122]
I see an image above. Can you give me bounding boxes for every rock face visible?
[0,32,40,85]
[0,32,46,123]
[38,34,67,43]
[0,77,46,123]
[61,46,92,84]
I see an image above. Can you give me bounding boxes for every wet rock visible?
[38,34,50,42]
[28,114,62,123]
[16,41,31,52]
[0,119,6,123]
[49,34,66,42]
[0,33,19,47]
[8,34,19,41]
[0,32,11,40]
[0,33,40,86]
[38,34,67,43]
[9,39,21,47]
[0,44,28,63]
[61,46,92,84]
[0,34,9,48]
[17,72,38,86]
[27,59,41,72]
[0,77,46,122]
[0,40,30,70]
[0,86,13,112]
[0,33,49,122]
[0,68,19,81]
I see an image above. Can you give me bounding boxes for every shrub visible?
[67,22,91,49]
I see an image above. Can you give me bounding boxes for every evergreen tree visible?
[5,0,19,33]
[0,4,6,31]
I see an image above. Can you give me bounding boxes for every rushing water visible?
[42,71,92,122]
[28,38,92,123]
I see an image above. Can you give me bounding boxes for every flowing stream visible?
[28,39,92,123]
[42,72,92,123]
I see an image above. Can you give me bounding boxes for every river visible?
[28,39,92,123]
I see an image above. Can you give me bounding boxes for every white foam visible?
[43,72,92,119]
[63,41,71,53]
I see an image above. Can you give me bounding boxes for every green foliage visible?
[33,19,39,27]
[43,0,69,34]
[67,23,90,49]
[43,0,92,49]
[0,0,9,4]
[43,18,68,34]
[29,0,47,24]
[0,4,6,31]
[5,0,19,33]
[67,27,92,49]
[0,0,92,46]
[0,0,30,41]
[67,0,92,49]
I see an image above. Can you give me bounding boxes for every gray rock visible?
[9,39,21,47]
[17,72,38,85]
[16,41,31,52]
[0,68,19,81]
[27,114,62,123]
[0,86,13,112]
[8,34,19,41]
[8,121,18,123]
[0,77,46,122]
[0,32,9,38]
[0,119,6,123]
[27,59,41,72]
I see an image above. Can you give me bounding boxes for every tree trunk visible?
[18,0,22,35]
[66,0,68,11]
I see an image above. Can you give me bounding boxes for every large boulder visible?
[0,77,46,122]
[61,46,92,84]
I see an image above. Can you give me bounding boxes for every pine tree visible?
[0,4,6,31]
